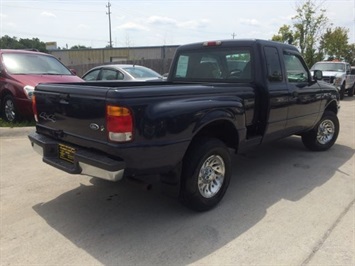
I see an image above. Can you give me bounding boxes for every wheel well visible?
[325,100,339,115]
[0,90,12,103]
[191,120,238,150]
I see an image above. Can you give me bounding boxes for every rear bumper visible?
[28,132,126,181]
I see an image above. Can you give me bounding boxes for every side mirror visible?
[313,70,323,81]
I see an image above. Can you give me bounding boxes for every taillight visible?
[32,95,38,122]
[106,105,133,142]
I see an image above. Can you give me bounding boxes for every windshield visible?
[2,52,72,75]
[123,66,162,79]
[311,62,345,72]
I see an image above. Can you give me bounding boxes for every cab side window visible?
[283,52,309,83]
[264,47,283,82]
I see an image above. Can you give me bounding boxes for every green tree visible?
[19,38,47,52]
[320,27,349,60]
[70,45,90,49]
[292,0,328,66]
[272,25,294,44]
[271,0,355,67]
[0,35,23,49]
[0,35,47,52]
[343,44,355,65]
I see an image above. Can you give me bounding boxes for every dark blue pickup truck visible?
[28,39,340,211]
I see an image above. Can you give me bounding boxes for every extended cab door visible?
[262,46,289,142]
[283,50,321,133]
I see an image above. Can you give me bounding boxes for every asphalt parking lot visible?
[0,99,354,265]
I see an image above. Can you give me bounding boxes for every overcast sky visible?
[0,0,354,49]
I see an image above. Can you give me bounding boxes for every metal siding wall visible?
[50,46,178,77]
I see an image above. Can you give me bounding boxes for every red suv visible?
[0,49,83,122]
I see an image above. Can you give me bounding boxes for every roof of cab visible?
[177,39,299,52]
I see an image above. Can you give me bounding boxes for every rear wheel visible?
[339,83,345,100]
[179,138,231,211]
[348,83,354,97]
[301,111,339,151]
[1,95,17,122]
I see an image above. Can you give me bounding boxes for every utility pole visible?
[106,1,113,48]
[231,32,236,39]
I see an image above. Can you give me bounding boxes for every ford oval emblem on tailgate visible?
[89,123,100,131]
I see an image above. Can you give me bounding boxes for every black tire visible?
[179,138,231,211]
[1,95,18,122]
[348,83,354,97]
[339,83,345,100]
[301,111,339,151]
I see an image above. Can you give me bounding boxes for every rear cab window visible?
[172,48,253,82]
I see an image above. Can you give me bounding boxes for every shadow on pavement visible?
[33,136,354,265]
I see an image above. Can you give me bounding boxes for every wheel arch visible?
[324,99,339,115]
[0,87,18,109]
[190,119,239,151]
[0,88,13,100]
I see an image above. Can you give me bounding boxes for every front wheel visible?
[301,111,339,151]
[339,83,345,100]
[179,138,231,211]
[1,95,18,122]
[348,83,354,97]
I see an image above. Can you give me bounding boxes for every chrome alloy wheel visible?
[317,119,335,145]
[4,98,16,122]
[198,155,225,198]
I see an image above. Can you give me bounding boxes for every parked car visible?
[0,49,83,122]
[310,60,355,99]
[82,64,163,81]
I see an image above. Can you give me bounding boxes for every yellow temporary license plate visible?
[58,143,75,164]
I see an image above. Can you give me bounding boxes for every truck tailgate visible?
[34,83,109,145]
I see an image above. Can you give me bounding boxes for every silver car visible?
[82,64,163,81]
